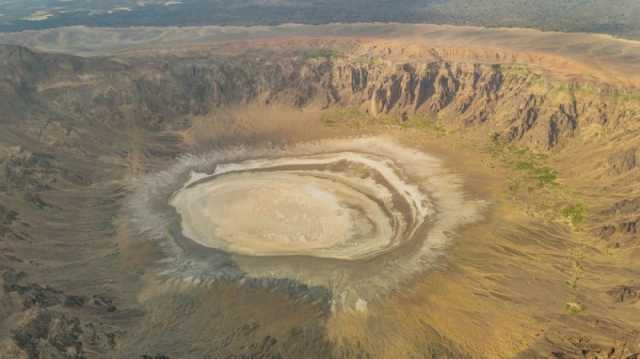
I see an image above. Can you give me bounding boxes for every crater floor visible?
[170,151,430,260]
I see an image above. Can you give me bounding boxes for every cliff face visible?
[2,44,638,192]
[6,48,637,152]
[2,45,639,192]
[154,57,639,153]
[326,60,640,150]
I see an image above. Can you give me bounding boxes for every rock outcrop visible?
[2,45,638,155]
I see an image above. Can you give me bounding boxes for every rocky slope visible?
[4,44,638,148]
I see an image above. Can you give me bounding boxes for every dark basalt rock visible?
[609,148,638,175]
[608,285,640,304]
[12,309,84,359]
[601,198,640,217]
[593,217,640,242]
[1,269,123,358]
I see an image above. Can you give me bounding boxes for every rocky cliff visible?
[5,45,638,146]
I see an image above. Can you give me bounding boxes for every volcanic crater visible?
[128,137,483,304]
[1,24,640,358]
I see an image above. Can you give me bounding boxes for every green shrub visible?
[533,166,558,186]
[513,160,557,187]
[562,203,587,227]
[565,302,584,315]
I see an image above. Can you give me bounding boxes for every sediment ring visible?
[170,152,430,260]
[126,137,484,302]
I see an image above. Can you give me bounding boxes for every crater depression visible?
[127,137,485,300]
[170,152,430,260]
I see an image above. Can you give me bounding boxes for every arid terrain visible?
[2,0,640,39]
[0,24,639,358]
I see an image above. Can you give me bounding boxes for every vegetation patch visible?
[565,302,585,315]
[321,108,447,136]
[397,113,447,135]
[514,160,558,187]
[489,136,558,188]
[561,203,587,227]
[487,133,593,234]
[320,107,369,125]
